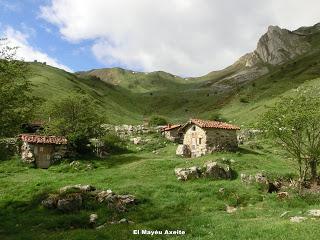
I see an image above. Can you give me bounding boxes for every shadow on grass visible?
[237,147,263,155]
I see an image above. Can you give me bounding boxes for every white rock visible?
[290,216,307,223]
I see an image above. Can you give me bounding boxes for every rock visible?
[57,194,82,212]
[226,205,237,213]
[308,209,320,217]
[174,166,202,181]
[118,218,129,224]
[254,173,268,184]
[132,137,142,145]
[96,223,107,230]
[268,182,280,193]
[59,184,96,193]
[203,162,232,180]
[41,194,59,209]
[89,213,98,224]
[176,144,191,158]
[118,194,136,205]
[219,188,225,193]
[277,192,289,199]
[96,190,115,203]
[290,216,307,223]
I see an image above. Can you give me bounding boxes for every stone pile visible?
[101,124,151,136]
[41,184,137,212]
[240,172,281,193]
[175,162,233,181]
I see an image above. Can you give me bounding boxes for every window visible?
[192,125,196,131]
[198,138,202,145]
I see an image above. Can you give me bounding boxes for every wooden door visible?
[36,145,53,168]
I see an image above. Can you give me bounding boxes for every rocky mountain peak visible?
[241,25,311,67]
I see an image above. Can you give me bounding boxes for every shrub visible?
[209,112,228,122]
[240,97,250,103]
[100,133,127,154]
[149,115,168,126]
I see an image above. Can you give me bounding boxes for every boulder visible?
[57,194,82,212]
[203,162,232,180]
[96,190,114,203]
[175,166,202,181]
[176,144,191,157]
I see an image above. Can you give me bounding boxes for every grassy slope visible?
[1,139,320,240]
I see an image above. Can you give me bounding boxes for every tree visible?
[149,115,168,126]
[0,39,36,137]
[259,87,320,182]
[43,93,104,153]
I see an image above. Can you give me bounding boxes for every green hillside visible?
[26,23,320,126]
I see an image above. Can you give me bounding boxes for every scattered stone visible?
[308,209,320,217]
[277,192,289,200]
[226,205,237,213]
[219,188,225,193]
[290,216,307,223]
[176,144,191,158]
[59,184,96,193]
[203,162,232,180]
[174,166,202,181]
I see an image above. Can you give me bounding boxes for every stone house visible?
[20,134,67,168]
[177,119,240,158]
[161,124,182,142]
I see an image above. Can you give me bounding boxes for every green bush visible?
[149,115,168,126]
[100,133,127,154]
[209,112,228,122]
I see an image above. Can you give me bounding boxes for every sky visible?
[0,0,320,76]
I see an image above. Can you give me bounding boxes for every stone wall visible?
[183,125,207,157]
[164,128,180,142]
[182,124,238,157]
[21,142,67,165]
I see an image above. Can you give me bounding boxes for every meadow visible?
[1,138,320,240]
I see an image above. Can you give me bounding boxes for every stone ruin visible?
[41,184,137,213]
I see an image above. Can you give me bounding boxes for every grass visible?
[1,139,320,240]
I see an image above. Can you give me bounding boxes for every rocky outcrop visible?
[203,162,232,180]
[243,25,310,67]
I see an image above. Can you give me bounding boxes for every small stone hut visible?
[161,124,182,142]
[20,134,67,168]
[178,119,240,157]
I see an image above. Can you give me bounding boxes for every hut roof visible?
[20,134,67,145]
[161,124,181,132]
[180,119,240,131]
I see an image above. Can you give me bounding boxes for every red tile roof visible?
[161,124,181,132]
[20,134,68,145]
[190,119,240,130]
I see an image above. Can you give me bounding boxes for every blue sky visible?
[1,0,320,76]
[0,0,104,72]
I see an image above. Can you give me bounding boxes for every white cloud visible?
[3,26,73,72]
[40,0,320,76]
